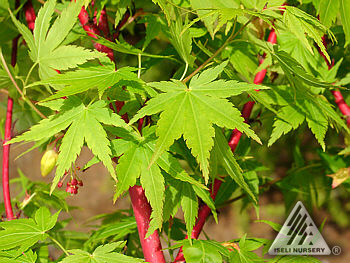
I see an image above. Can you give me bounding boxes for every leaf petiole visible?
[0,49,47,119]
[179,62,188,81]
[49,235,69,256]
[24,62,38,89]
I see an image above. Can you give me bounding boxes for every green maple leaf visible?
[182,240,226,263]
[0,207,58,253]
[130,61,264,183]
[34,57,141,100]
[282,6,335,63]
[318,0,339,27]
[111,126,209,237]
[269,105,305,147]
[211,126,257,202]
[181,183,199,241]
[110,129,168,236]
[268,94,335,150]
[9,97,127,192]
[162,172,218,241]
[261,56,349,149]
[10,0,101,80]
[340,0,350,47]
[0,249,37,263]
[60,242,143,263]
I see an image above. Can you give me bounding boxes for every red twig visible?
[24,0,36,31]
[173,29,277,263]
[94,7,110,37]
[2,97,14,220]
[78,7,114,61]
[2,0,21,221]
[332,90,350,125]
[320,37,350,125]
[129,186,166,263]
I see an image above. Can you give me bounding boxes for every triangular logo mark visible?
[268,201,331,255]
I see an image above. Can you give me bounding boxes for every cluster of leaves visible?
[0,0,350,262]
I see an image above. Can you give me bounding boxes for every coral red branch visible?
[129,186,166,263]
[332,90,350,125]
[173,29,277,263]
[78,7,114,61]
[94,7,110,37]
[24,0,36,31]
[2,0,21,221]
[2,97,14,220]
[320,37,350,126]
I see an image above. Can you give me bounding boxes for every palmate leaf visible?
[282,6,335,63]
[303,100,328,150]
[0,249,37,263]
[181,183,199,241]
[216,8,277,35]
[167,9,195,65]
[10,0,100,80]
[162,174,217,241]
[152,0,175,24]
[272,50,331,87]
[145,143,207,189]
[60,243,143,263]
[318,0,339,27]
[212,127,257,202]
[140,147,165,236]
[9,97,127,192]
[188,0,278,38]
[268,105,305,147]
[111,131,171,236]
[229,246,265,263]
[35,57,141,100]
[267,46,350,148]
[111,127,210,237]
[92,35,173,59]
[112,130,166,237]
[189,0,222,38]
[277,32,320,75]
[86,217,137,246]
[0,207,58,252]
[179,239,229,263]
[130,62,263,183]
[340,0,350,47]
[266,84,347,149]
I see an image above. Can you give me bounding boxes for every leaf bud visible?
[40,149,58,177]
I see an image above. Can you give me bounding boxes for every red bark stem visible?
[24,0,36,31]
[173,29,277,263]
[129,186,166,263]
[2,0,21,221]
[332,90,350,125]
[78,7,115,61]
[94,7,110,37]
[2,97,14,220]
[320,36,350,126]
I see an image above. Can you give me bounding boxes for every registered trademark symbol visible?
[332,246,341,255]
